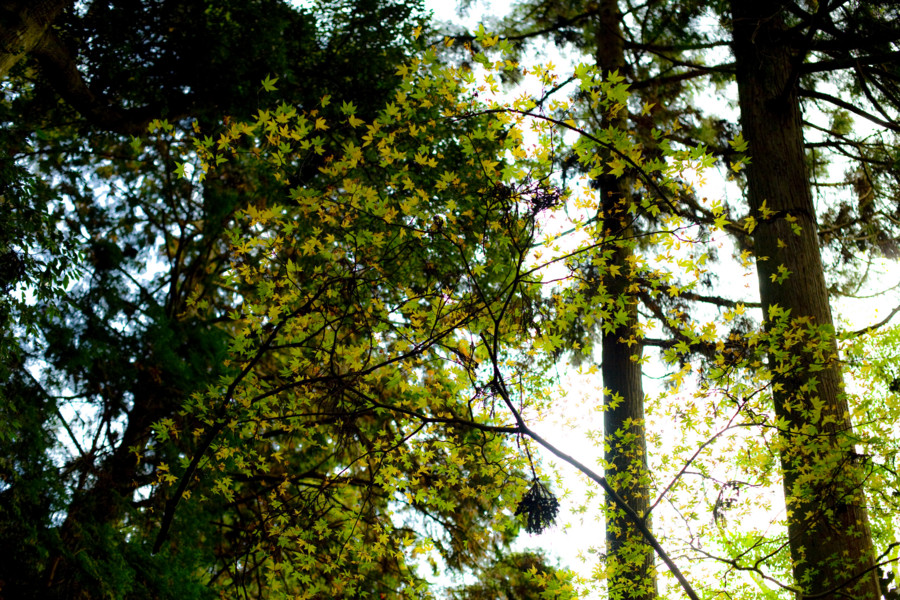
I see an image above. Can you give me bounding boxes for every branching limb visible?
[848,303,900,337]
[800,87,900,133]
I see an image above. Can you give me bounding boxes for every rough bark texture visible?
[730,2,879,598]
[0,0,69,78]
[596,2,656,598]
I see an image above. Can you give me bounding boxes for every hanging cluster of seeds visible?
[515,480,559,534]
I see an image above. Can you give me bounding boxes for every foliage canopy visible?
[4,1,900,599]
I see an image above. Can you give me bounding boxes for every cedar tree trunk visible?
[597,1,656,597]
[730,2,879,598]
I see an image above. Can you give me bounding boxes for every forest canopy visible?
[2,1,900,599]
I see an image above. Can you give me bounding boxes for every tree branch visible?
[800,50,900,74]
[848,303,900,337]
[799,87,900,133]
[0,0,69,78]
[31,28,193,135]
[480,324,700,600]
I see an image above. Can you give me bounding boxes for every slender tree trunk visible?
[46,370,173,598]
[730,2,879,598]
[596,2,656,598]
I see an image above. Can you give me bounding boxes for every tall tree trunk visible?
[730,2,879,598]
[596,2,656,598]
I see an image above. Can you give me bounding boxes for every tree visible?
[452,2,726,596]
[1,1,562,597]
[0,0,68,79]
[7,1,899,598]
[729,2,880,596]
[157,25,722,598]
[624,2,900,597]
[593,2,656,597]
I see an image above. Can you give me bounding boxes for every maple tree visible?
[171,2,900,597]
[147,20,730,596]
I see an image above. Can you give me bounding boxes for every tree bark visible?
[730,2,880,598]
[0,0,69,78]
[596,2,656,598]
[0,0,190,135]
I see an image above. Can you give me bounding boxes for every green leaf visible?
[261,74,279,92]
